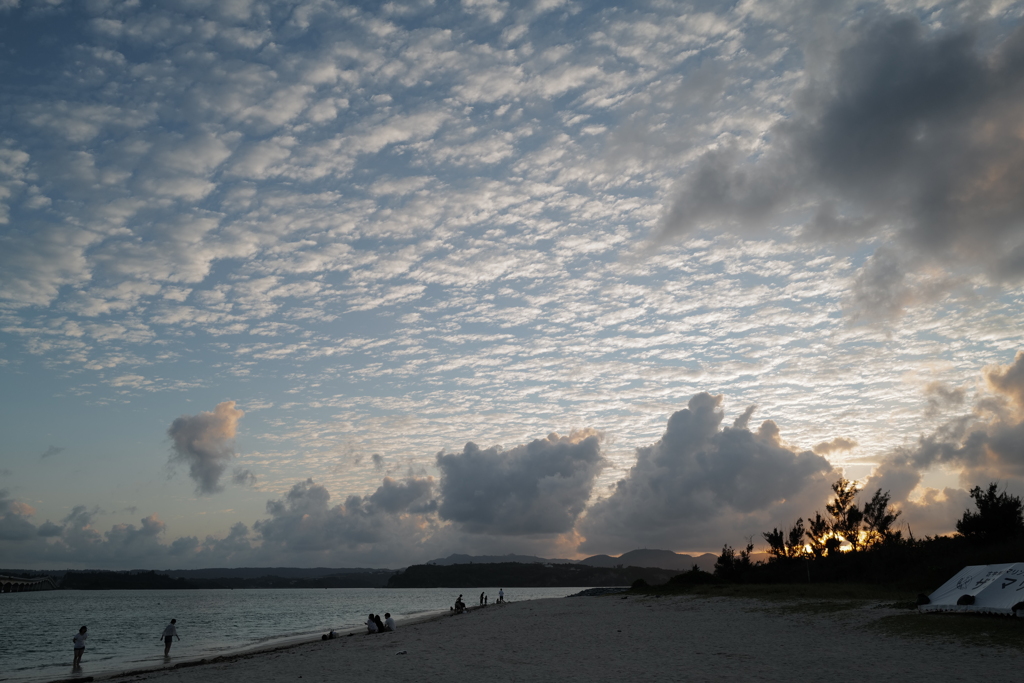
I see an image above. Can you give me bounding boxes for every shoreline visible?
[85,593,1022,683]
[57,605,477,683]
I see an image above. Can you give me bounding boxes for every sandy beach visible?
[92,594,1020,683]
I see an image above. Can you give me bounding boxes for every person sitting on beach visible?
[365,614,378,634]
[161,618,180,656]
[373,614,386,633]
[384,613,396,632]
[72,626,87,668]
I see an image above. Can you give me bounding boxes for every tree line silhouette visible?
[711,479,1024,588]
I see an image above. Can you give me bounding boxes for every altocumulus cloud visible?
[167,401,247,494]
[578,393,835,554]
[661,14,1024,317]
[436,430,605,536]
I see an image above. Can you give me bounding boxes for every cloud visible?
[924,381,967,417]
[0,489,37,541]
[865,350,1024,535]
[578,393,835,553]
[435,431,605,536]
[812,436,858,456]
[253,476,439,560]
[167,400,245,495]
[40,445,64,459]
[660,15,1024,302]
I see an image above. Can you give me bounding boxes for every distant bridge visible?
[0,575,59,592]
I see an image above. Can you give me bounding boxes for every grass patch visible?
[632,582,922,603]
[874,612,1024,650]
[771,600,867,615]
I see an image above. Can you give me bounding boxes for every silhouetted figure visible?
[499,588,504,603]
[72,626,87,668]
[480,592,485,605]
[384,613,396,631]
[161,618,180,656]
[365,613,378,634]
[484,594,488,605]
[373,614,386,633]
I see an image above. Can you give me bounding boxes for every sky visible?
[1,0,1024,570]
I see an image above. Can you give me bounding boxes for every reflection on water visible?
[1,586,584,683]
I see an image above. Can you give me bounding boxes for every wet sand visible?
[94,595,1019,682]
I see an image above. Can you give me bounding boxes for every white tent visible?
[920,563,1024,615]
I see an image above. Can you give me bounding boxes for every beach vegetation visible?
[955,483,1024,544]
[672,478,1024,597]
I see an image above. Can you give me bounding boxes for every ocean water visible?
[1,587,587,683]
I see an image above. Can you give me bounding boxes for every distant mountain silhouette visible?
[424,553,577,566]
[578,549,718,572]
[159,567,392,579]
[425,550,718,573]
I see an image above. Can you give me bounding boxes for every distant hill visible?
[426,550,719,573]
[388,562,678,588]
[579,550,719,573]
[159,567,390,580]
[423,553,577,566]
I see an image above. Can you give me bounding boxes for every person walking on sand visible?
[72,626,87,668]
[161,619,180,656]
[480,591,485,605]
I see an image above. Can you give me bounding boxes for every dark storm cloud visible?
[661,15,1024,302]
[578,393,835,553]
[167,401,245,495]
[435,431,605,536]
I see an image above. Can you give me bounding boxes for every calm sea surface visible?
[2,587,589,683]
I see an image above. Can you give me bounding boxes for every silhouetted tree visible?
[862,488,901,546]
[714,541,755,580]
[763,527,786,559]
[806,512,830,558]
[785,518,805,558]
[956,483,1024,544]
[827,477,864,551]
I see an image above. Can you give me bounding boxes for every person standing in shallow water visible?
[161,619,180,656]
[72,626,87,668]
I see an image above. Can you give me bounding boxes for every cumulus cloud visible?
[435,431,605,535]
[253,476,439,561]
[866,350,1024,535]
[578,393,835,553]
[660,15,1024,306]
[167,401,245,495]
[812,436,858,456]
[924,381,967,417]
[0,489,37,541]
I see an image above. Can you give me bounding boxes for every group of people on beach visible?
[70,619,180,670]
[364,612,396,634]
[451,588,505,614]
